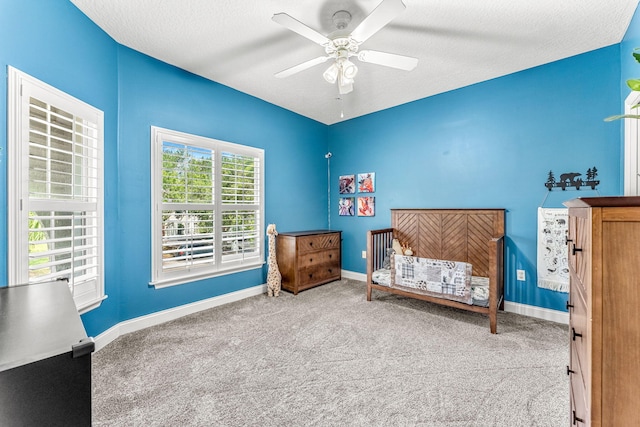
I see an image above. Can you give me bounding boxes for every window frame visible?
[150,126,265,288]
[7,66,105,314]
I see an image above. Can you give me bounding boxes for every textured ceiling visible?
[70,0,639,125]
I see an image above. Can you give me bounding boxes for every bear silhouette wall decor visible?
[544,167,599,191]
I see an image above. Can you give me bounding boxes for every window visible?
[7,67,105,313]
[624,90,640,195]
[150,127,264,288]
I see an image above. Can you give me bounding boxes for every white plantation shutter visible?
[160,142,215,272]
[8,67,105,313]
[151,127,264,288]
[220,152,261,261]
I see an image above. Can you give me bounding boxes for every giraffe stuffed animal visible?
[266,224,281,297]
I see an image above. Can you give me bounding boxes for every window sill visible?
[78,294,108,315]
[149,262,265,289]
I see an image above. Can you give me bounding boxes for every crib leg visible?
[366,284,372,301]
[489,311,497,334]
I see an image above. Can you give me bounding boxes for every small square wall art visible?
[339,174,355,194]
[338,197,355,216]
[357,197,375,217]
[358,172,375,193]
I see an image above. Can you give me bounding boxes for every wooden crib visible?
[367,208,505,333]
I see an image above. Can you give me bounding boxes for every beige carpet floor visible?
[93,279,569,426]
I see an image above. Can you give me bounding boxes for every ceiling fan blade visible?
[272,13,331,47]
[275,56,330,78]
[350,0,406,44]
[357,50,418,71]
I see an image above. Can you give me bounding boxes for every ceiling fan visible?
[272,0,418,95]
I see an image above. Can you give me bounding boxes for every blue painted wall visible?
[109,46,328,330]
[0,0,120,331]
[0,0,637,335]
[329,46,622,312]
[0,0,328,337]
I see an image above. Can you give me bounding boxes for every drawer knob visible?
[329,239,332,244]
[566,365,575,376]
[572,410,584,425]
[566,300,574,310]
[328,269,332,273]
[309,258,313,262]
[309,273,313,278]
[329,254,332,259]
[572,327,582,341]
[572,244,582,255]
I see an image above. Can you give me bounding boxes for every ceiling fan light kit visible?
[273,0,418,96]
[321,43,359,93]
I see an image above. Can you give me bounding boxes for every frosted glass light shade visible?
[342,59,358,79]
[323,63,339,84]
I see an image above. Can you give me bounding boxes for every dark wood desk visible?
[0,281,94,426]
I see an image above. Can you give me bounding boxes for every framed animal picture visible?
[338,197,355,216]
[357,197,375,216]
[358,172,375,193]
[339,174,355,194]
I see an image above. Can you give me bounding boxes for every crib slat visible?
[366,228,393,301]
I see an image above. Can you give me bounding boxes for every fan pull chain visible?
[326,152,332,229]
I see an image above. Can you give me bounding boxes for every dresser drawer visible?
[570,341,588,412]
[298,233,340,254]
[299,263,340,286]
[567,214,577,273]
[569,280,588,378]
[570,368,588,426]
[298,249,340,268]
[568,213,591,296]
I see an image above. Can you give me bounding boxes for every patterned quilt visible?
[372,255,489,307]
[392,254,473,304]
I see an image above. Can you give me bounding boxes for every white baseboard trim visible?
[94,275,568,351]
[93,284,267,352]
[342,269,568,325]
[341,269,366,282]
[503,301,569,324]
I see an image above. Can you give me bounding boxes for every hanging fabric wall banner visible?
[537,207,569,293]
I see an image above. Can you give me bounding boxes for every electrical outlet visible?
[517,270,526,281]
[362,250,367,259]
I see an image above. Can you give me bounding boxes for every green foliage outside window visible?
[161,144,259,256]
[606,48,640,121]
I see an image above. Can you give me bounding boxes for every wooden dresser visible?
[565,196,640,426]
[276,230,341,294]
